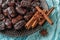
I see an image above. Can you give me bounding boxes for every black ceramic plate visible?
[0,0,48,36]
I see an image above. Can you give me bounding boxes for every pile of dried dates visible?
[0,0,41,30]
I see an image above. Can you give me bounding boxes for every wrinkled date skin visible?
[0,21,5,30]
[3,18,12,29]
[14,20,26,30]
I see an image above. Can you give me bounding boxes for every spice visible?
[32,19,38,28]
[40,29,48,36]
[39,7,54,25]
[25,11,39,29]
[35,6,53,25]
[25,11,41,29]
[25,6,54,29]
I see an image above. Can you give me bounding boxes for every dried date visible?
[8,1,15,7]
[20,0,31,7]
[3,9,8,16]
[24,12,34,21]
[0,21,5,30]
[14,20,26,30]
[3,18,12,29]
[16,6,26,15]
[0,14,5,20]
[7,7,16,17]
[12,15,23,24]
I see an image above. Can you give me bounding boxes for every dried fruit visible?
[3,18,12,29]
[7,7,16,17]
[0,21,5,30]
[3,9,8,16]
[14,20,26,30]
[0,14,5,20]
[24,12,34,21]
[20,0,31,7]
[16,6,26,15]
[8,1,15,7]
[12,15,23,24]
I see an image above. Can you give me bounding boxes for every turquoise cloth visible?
[0,0,60,40]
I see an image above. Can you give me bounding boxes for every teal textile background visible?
[0,0,60,40]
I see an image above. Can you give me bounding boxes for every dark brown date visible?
[0,14,5,20]
[8,1,15,7]
[3,18,12,29]
[3,9,8,16]
[40,29,48,36]
[0,4,2,14]
[12,15,23,24]
[14,20,26,30]
[7,7,16,18]
[20,0,31,7]
[24,12,34,21]
[16,6,26,15]
[2,3,8,9]
[0,21,5,30]
[31,1,40,7]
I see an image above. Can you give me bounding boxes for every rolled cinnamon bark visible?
[39,7,54,25]
[35,6,53,25]
[32,19,38,28]
[25,11,39,30]
[31,12,42,28]
[47,7,54,15]
[38,9,47,25]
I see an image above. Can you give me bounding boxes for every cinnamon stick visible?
[31,10,46,28]
[39,7,54,25]
[32,19,38,28]
[31,12,43,28]
[25,11,39,29]
[35,6,53,25]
